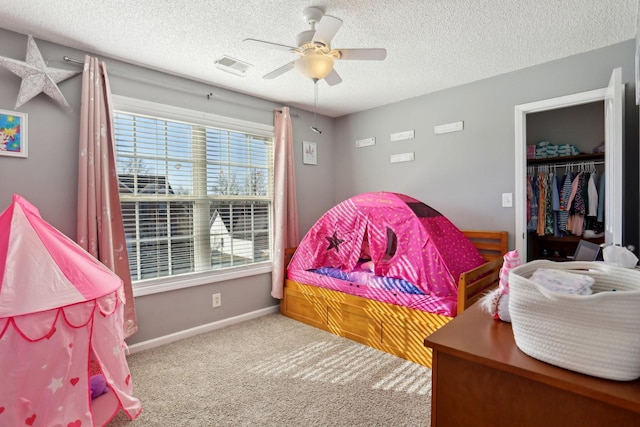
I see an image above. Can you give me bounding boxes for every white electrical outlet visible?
[212,293,221,308]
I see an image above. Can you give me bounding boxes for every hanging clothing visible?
[587,172,599,217]
[537,173,547,236]
[558,171,574,233]
[527,175,539,232]
[597,174,605,223]
[568,172,586,236]
[529,162,602,239]
[544,173,554,236]
[526,177,532,226]
[552,174,561,237]
[592,173,605,234]
[584,172,601,234]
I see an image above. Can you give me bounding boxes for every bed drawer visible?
[380,313,453,365]
[381,321,433,359]
[283,289,328,329]
[327,303,382,344]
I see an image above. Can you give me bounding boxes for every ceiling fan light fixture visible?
[247,7,386,86]
[295,53,334,80]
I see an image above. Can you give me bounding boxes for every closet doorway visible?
[514,68,623,260]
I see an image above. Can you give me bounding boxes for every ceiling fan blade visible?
[335,48,387,60]
[263,61,297,79]
[324,68,343,86]
[243,38,296,52]
[312,15,343,45]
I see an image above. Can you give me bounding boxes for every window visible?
[112,96,274,292]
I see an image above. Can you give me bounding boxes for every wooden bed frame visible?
[280,230,509,368]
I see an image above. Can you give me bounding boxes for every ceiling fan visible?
[244,6,387,86]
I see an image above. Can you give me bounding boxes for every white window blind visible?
[113,98,274,285]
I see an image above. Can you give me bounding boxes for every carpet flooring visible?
[108,313,432,426]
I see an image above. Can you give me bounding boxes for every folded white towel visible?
[530,268,594,295]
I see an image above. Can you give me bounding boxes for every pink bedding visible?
[288,268,457,317]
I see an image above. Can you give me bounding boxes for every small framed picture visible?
[0,109,28,158]
[303,141,317,165]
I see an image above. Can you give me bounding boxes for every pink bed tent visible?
[288,192,485,304]
[0,195,141,426]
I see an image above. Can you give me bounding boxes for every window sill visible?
[132,262,273,297]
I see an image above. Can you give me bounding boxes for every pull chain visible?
[311,81,322,134]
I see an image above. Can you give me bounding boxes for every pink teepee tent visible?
[0,194,141,426]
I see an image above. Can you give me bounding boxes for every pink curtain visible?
[77,56,137,338]
[271,107,300,298]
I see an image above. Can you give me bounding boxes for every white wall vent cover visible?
[215,56,252,77]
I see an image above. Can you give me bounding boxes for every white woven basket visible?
[509,260,640,381]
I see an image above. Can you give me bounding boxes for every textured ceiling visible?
[0,1,637,117]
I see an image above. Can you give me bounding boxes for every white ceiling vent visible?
[215,56,252,77]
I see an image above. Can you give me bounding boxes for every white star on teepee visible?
[0,35,80,112]
[47,377,64,393]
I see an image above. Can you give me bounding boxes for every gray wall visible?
[0,28,335,345]
[334,40,639,251]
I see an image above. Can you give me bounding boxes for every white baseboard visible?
[126,305,280,354]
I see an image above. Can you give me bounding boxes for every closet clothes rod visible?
[528,160,604,174]
[531,161,605,167]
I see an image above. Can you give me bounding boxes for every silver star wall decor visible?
[0,35,80,112]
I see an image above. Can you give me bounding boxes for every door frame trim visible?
[514,88,606,259]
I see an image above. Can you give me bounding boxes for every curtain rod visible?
[62,55,300,116]
[274,108,301,118]
[63,55,84,65]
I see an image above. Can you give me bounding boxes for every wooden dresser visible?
[424,304,640,426]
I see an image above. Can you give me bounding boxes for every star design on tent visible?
[0,35,80,112]
[47,377,63,393]
[325,231,345,253]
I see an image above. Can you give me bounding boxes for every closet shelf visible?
[527,153,604,165]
